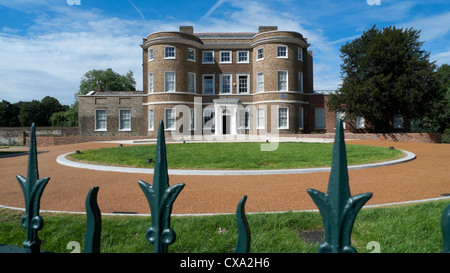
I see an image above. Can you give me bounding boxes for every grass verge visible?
[67,142,403,170]
[1,200,448,253]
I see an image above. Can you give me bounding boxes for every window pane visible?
[257,72,264,92]
[238,51,248,62]
[315,108,325,129]
[257,108,265,128]
[278,71,287,91]
[148,109,154,130]
[188,73,196,93]
[165,72,175,92]
[95,110,106,130]
[204,75,214,94]
[203,51,214,63]
[165,47,175,58]
[238,75,248,93]
[120,110,131,130]
[279,108,288,128]
[188,48,195,61]
[277,46,287,57]
[148,73,154,93]
[165,109,175,130]
[257,48,264,60]
[221,75,231,93]
[221,51,231,63]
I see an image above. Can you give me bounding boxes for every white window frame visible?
[148,48,154,62]
[164,108,176,131]
[202,74,215,94]
[119,109,131,131]
[164,46,176,59]
[277,45,288,59]
[148,73,154,93]
[299,107,304,129]
[356,116,365,129]
[278,107,289,129]
[95,109,107,131]
[315,108,326,129]
[237,74,250,94]
[239,108,250,129]
[164,71,176,92]
[148,109,154,131]
[220,51,232,64]
[188,72,196,93]
[202,51,215,64]
[203,108,215,130]
[188,48,196,62]
[298,72,303,93]
[256,72,264,93]
[237,51,249,63]
[256,47,264,61]
[257,107,265,129]
[220,74,233,94]
[298,47,303,61]
[394,114,404,128]
[277,70,288,91]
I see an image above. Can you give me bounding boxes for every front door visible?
[222,115,230,134]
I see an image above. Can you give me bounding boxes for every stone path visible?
[0,140,449,215]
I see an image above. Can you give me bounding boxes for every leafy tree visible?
[327,25,440,132]
[0,100,20,127]
[77,68,136,96]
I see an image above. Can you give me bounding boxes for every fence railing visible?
[0,120,448,253]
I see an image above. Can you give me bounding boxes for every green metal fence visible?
[0,120,448,253]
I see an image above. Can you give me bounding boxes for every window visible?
[278,107,288,129]
[148,48,154,62]
[315,108,326,129]
[256,72,264,92]
[356,116,365,129]
[336,111,346,129]
[239,109,250,129]
[298,72,303,93]
[165,71,175,92]
[190,108,195,130]
[203,108,215,129]
[188,48,196,62]
[188,72,196,93]
[148,73,154,93]
[119,109,131,131]
[237,74,250,93]
[202,51,214,64]
[393,114,404,128]
[202,74,215,94]
[277,45,288,58]
[164,46,175,59]
[148,109,154,131]
[237,51,249,63]
[165,108,176,130]
[299,107,304,129]
[298,47,303,61]
[220,51,232,63]
[256,47,264,61]
[220,74,232,94]
[95,109,107,131]
[257,107,265,129]
[277,71,288,91]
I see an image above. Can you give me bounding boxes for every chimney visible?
[258,26,278,33]
[179,26,194,33]
[96,80,103,92]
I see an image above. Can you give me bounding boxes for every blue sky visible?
[0,0,449,106]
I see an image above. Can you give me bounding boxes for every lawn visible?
[0,200,448,253]
[67,142,403,170]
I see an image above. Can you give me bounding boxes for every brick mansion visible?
[78,26,407,138]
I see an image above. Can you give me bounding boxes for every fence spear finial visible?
[307,119,372,253]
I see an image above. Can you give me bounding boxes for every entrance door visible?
[222,115,230,134]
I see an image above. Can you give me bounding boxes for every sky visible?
[0,0,449,106]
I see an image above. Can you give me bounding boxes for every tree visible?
[0,100,20,127]
[327,25,440,132]
[77,68,136,96]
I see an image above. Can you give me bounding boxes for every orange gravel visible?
[0,140,449,215]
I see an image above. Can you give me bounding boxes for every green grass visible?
[68,142,403,170]
[1,200,448,253]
